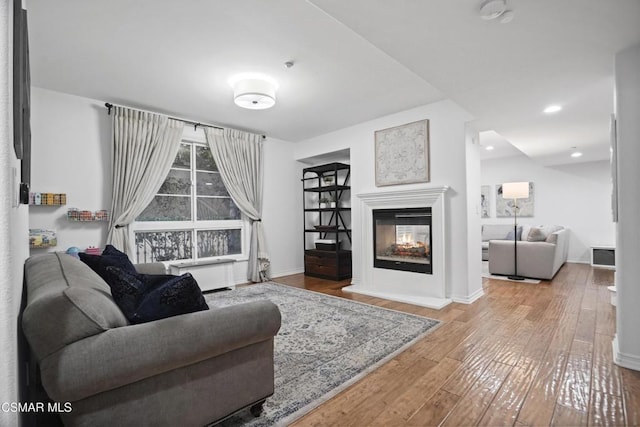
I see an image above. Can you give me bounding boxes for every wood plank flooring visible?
[267,263,639,426]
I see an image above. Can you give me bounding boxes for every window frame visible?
[130,126,249,265]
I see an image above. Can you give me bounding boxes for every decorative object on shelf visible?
[67,208,110,222]
[322,175,334,186]
[29,229,57,248]
[315,239,340,250]
[329,194,337,208]
[375,119,430,187]
[496,182,534,217]
[29,192,66,206]
[85,246,102,256]
[481,185,491,218]
[65,247,81,259]
[502,182,530,281]
[319,197,329,209]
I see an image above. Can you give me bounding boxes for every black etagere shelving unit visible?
[302,162,352,280]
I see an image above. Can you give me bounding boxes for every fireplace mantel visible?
[343,186,452,309]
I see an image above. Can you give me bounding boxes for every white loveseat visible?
[487,225,570,280]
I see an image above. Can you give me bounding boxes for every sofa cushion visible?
[106,267,209,324]
[527,227,547,242]
[505,226,522,241]
[22,253,128,361]
[545,233,559,244]
[79,244,137,284]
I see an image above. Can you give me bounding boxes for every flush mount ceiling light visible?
[544,104,563,114]
[485,145,495,151]
[228,73,278,110]
[479,0,514,23]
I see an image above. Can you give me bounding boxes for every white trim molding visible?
[451,287,485,305]
[346,186,451,310]
[613,334,640,371]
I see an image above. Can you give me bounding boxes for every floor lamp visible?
[502,182,529,281]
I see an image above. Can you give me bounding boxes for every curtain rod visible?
[104,102,266,139]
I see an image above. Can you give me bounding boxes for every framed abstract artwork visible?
[481,185,491,218]
[496,182,535,217]
[375,119,429,187]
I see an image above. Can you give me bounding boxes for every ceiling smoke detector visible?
[479,0,506,20]
[479,0,514,23]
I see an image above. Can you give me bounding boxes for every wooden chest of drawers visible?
[304,249,352,280]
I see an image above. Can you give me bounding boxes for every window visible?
[132,128,245,264]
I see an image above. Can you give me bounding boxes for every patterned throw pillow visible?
[79,244,137,284]
[105,267,208,324]
[526,227,547,242]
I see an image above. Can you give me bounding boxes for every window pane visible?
[196,171,227,196]
[135,231,192,263]
[197,229,241,258]
[172,144,191,169]
[196,146,217,171]
[197,197,241,220]
[137,195,191,221]
[158,169,191,195]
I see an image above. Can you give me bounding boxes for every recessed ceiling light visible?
[544,105,562,114]
[485,145,495,151]
[570,146,582,158]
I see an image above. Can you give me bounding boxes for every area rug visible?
[481,261,541,284]
[205,282,441,426]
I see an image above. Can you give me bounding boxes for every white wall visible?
[294,100,481,302]
[30,87,112,252]
[614,42,640,371]
[29,87,301,281]
[481,154,615,263]
[464,124,483,301]
[262,137,304,277]
[1,1,30,424]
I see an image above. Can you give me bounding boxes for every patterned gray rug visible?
[206,282,441,426]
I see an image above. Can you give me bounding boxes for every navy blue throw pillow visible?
[79,244,137,284]
[105,266,208,324]
[134,274,209,324]
[104,266,177,320]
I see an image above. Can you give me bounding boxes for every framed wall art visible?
[481,185,491,218]
[496,182,535,217]
[375,119,429,187]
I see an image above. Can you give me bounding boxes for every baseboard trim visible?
[271,268,305,279]
[342,285,452,310]
[612,335,640,371]
[451,288,485,305]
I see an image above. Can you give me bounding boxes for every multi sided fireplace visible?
[372,207,432,274]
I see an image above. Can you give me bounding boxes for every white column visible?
[613,42,640,371]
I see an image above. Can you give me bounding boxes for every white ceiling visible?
[27,0,640,166]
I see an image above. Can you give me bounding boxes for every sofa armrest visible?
[134,262,167,275]
[39,299,281,402]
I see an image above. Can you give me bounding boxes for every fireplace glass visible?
[373,207,432,274]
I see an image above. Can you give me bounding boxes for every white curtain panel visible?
[204,127,270,282]
[107,106,184,256]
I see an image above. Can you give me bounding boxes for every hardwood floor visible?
[269,263,640,426]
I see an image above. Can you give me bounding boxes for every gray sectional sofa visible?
[22,253,282,427]
[484,224,570,280]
